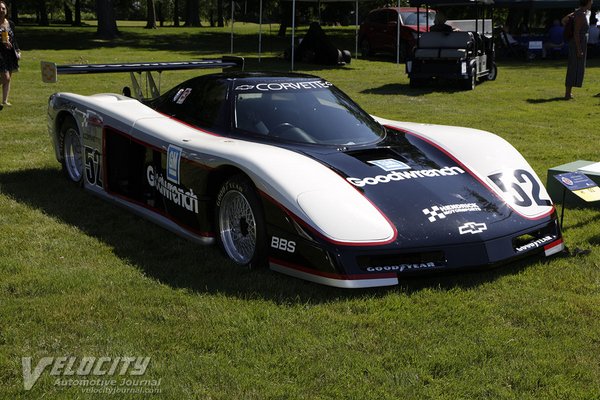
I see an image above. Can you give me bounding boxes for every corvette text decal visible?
[234,81,333,92]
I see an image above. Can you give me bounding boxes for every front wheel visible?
[215,175,267,268]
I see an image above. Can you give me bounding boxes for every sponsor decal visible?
[365,262,442,273]
[515,235,555,253]
[234,81,333,92]
[458,222,487,235]
[422,203,481,223]
[167,145,182,184]
[271,236,296,253]
[147,165,199,214]
[368,159,410,172]
[347,166,465,187]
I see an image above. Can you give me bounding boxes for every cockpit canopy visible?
[151,73,386,146]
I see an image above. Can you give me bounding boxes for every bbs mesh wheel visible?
[215,175,267,268]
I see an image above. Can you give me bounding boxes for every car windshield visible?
[233,79,385,146]
[400,11,435,26]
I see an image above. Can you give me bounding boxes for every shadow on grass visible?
[19,25,355,59]
[362,81,468,96]
[20,26,292,55]
[526,97,568,104]
[1,167,539,303]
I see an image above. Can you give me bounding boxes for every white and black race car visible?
[44,58,564,288]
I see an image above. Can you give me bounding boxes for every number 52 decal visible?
[84,146,103,188]
[488,169,552,215]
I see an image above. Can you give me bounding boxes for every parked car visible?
[359,7,436,60]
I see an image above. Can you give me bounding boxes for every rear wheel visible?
[60,117,83,185]
[215,175,267,268]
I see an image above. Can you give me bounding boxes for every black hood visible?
[288,128,549,248]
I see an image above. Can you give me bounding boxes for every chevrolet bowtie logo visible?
[458,222,487,235]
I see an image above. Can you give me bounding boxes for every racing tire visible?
[59,117,84,186]
[215,175,267,269]
[487,62,498,81]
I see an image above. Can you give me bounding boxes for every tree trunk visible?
[74,0,82,26]
[64,1,73,24]
[173,0,180,26]
[277,1,291,37]
[10,0,18,24]
[145,0,157,29]
[38,0,49,26]
[217,0,223,27]
[157,2,164,27]
[184,0,201,27]
[96,0,119,39]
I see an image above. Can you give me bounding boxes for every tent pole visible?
[355,0,358,59]
[291,0,296,71]
[230,0,234,54]
[259,0,263,62]
[396,0,400,64]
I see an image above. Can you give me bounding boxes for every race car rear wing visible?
[41,56,244,100]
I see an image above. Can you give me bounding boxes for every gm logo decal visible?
[167,145,182,184]
[458,222,487,235]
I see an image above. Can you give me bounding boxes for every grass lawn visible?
[1,23,600,399]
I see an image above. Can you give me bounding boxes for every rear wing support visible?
[41,56,244,101]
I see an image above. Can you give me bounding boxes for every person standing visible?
[563,0,592,100]
[0,0,20,108]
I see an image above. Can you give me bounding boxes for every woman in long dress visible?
[564,0,592,100]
